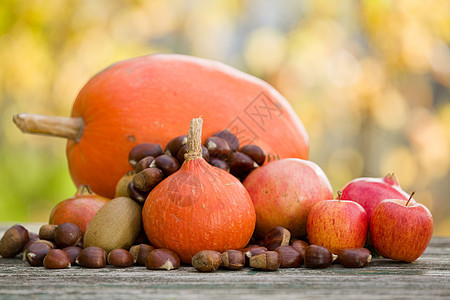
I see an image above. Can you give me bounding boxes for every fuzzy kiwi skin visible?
[84,197,141,253]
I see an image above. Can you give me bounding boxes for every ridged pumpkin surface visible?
[67,54,309,198]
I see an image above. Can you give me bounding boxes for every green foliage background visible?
[1,0,449,235]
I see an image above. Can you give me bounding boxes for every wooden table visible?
[0,224,449,299]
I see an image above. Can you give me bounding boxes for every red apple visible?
[341,173,415,220]
[307,193,368,254]
[369,193,433,262]
[243,158,333,238]
[49,185,109,234]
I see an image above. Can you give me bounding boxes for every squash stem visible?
[12,113,84,142]
[185,117,203,161]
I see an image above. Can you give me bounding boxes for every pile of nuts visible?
[0,224,372,271]
[117,129,267,204]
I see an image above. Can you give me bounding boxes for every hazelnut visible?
[291,240,309,254]
[39,224,57,242]
[146,249,180,270]
[205,136,231,160]
[129,244,155,266]
[127,181,149,204]
[249,251,281,271]
[192,250,222,272]
[135,156,155,173]
[177,145,210,164]
[209,158,230,172]
[107,249,135,267]
[25,241,53,266]
[263,226,291,251]
[337,248,372,268]
[54,223,82,248]
[274,245,303,268]
[62,246,83,265]
[153,155,180,177]
[0,224,29,258]
[213,129,239,152]
[304,245,337,269]
[229,152,258,179]
[115,170,136,198]
[133,167,164,192]
[43,249,71,269]
[76,246,107,268]
[128,143,163,167]
[238,144,266,166]
[164,135,188,157]
[221,250,245,270]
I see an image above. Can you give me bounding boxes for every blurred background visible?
[0,0,449,235]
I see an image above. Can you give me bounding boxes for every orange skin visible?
[142,158,256,264]
[67,54,309,198]
[307,199,368,254]
[370,199,433,262]
[243,158,333,238]
[49,187,109,235]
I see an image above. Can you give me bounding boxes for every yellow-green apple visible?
[243,158,333,238]
[369,193,433,262]
[307,193,368,254]
[49,185,109,235]
[341,173,414,220]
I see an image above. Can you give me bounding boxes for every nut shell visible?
[54,223,82,248]
[129,244,155,266]
[304,245,336,269]
[263,227,291,251]
[274,245,303,268]
[146,249,180,270]
[238,144,266,166]
[249,251,281,271]
[76,246,107,268]
[213,130,239,152]
[25,241,53,266]
[43,249,71,269]
[133,168,164,192]
[0,224,29,258]
[129,143,163,167]
[205,136,231,160]
[39,224,57,242]
[337,248,372,268]
[107,249,135,267]
[153,155,180,177]
[62,246,83,265]
[221,250,245,270]
[192,250,222,272]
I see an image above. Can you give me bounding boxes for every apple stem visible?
[406,191,416,206]
[337,190,342,201]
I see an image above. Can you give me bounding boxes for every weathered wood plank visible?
[0,224,449,299]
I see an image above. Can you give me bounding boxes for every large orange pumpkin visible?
[14,54,309,198]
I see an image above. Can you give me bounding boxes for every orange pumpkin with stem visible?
[13,54,309,199]
[142,117,256,263]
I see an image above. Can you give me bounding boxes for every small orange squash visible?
[13,54,309,198]
[142,117,256,263]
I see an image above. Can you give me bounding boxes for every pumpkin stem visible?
[12,113,84,142]
[185,117,203,161]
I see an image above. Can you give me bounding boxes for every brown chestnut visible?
[249,251,281,271]
[337,248,372,268]
[192,250,222,272]
[135,156,155,173]
[274,245,303,268]
[62,246,83,265]
[229,152,258,179]
[0,224,29,258]
[54,223,82,248]
[146,249,180,270]
[129,244,155,266]
[209,158,230,172]
[304,245,336,269]
[43,249,71,269]
[213,129,239,151]
[25,241,53,266]
[76,246,107,268]
[38,224,57,242]
[263,226,291,251]
[205,136,231,160]
[238,144,266,166]
[153,155,180,177]
[164,135,188,157]
[107,249,135,267]
[133,167,164,192]
[291,240,309,254]
[129,143,163,167]
[127,181,149,204]
[221,250,245,270]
